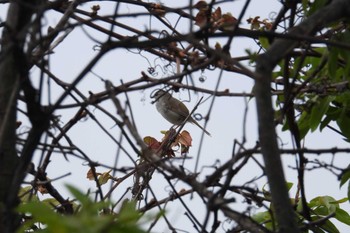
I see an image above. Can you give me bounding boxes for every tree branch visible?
[254,0,350,232]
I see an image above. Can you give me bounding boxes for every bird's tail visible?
[191,119,211,136]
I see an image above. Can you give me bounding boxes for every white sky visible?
[1,0,350,232]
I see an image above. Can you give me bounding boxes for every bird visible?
[153,90,211,136]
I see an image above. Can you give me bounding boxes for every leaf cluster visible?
[17,185,148,233]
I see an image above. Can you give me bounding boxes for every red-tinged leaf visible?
[161,129,179,146]
[166,149,176,157]
[86,167,95,180]
[212,7,221,21]
[215,42,222,50]
[37,184,48,194]
[91,4,100,12]
[193,1,208,10]
[144,136,161,150]
[247,16,261,30]
[179,130,192,147]
[218,13,237,31]
[195,10,208,28]
[86,167,102,180]
[262,19,272,30]
[151,3,166,17]
[16,121,22,129]
[90,4,100,17]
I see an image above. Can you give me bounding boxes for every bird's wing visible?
[176,101,190,118]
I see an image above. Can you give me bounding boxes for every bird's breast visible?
[156,100,185,125]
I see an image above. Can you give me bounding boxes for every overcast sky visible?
[1,0,350,232]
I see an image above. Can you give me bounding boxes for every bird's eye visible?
[151,89,162,98]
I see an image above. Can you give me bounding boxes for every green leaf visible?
[335,207,350,225]
[66,184,92,208]
[17,184,149,233]
[340,166,350,188]
[117,200,140,225]
[309,196,338,215]
[319,115,332,131]
[307,0,328,16]
[18,186,39,203]
[311,228,326,233]
[259,37,269,49]
[98,170,112,186]
[336,107,350,140]
[320,106,340,131]
[309,96,334,132]
[348,181,350,204]
[330,197,348,204]
[318,219,340,233]
[252,211,271,223]
[251,211,274,230]
[297,111,311,139]
[262,183,271,199]
[337,32,350,81]
[18,201,65,232]
[328,47,339,80]
[286,182,293,191]
[301,0,309,14]
[42,198,61,208]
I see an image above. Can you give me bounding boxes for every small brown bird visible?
[153,90,211,136]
